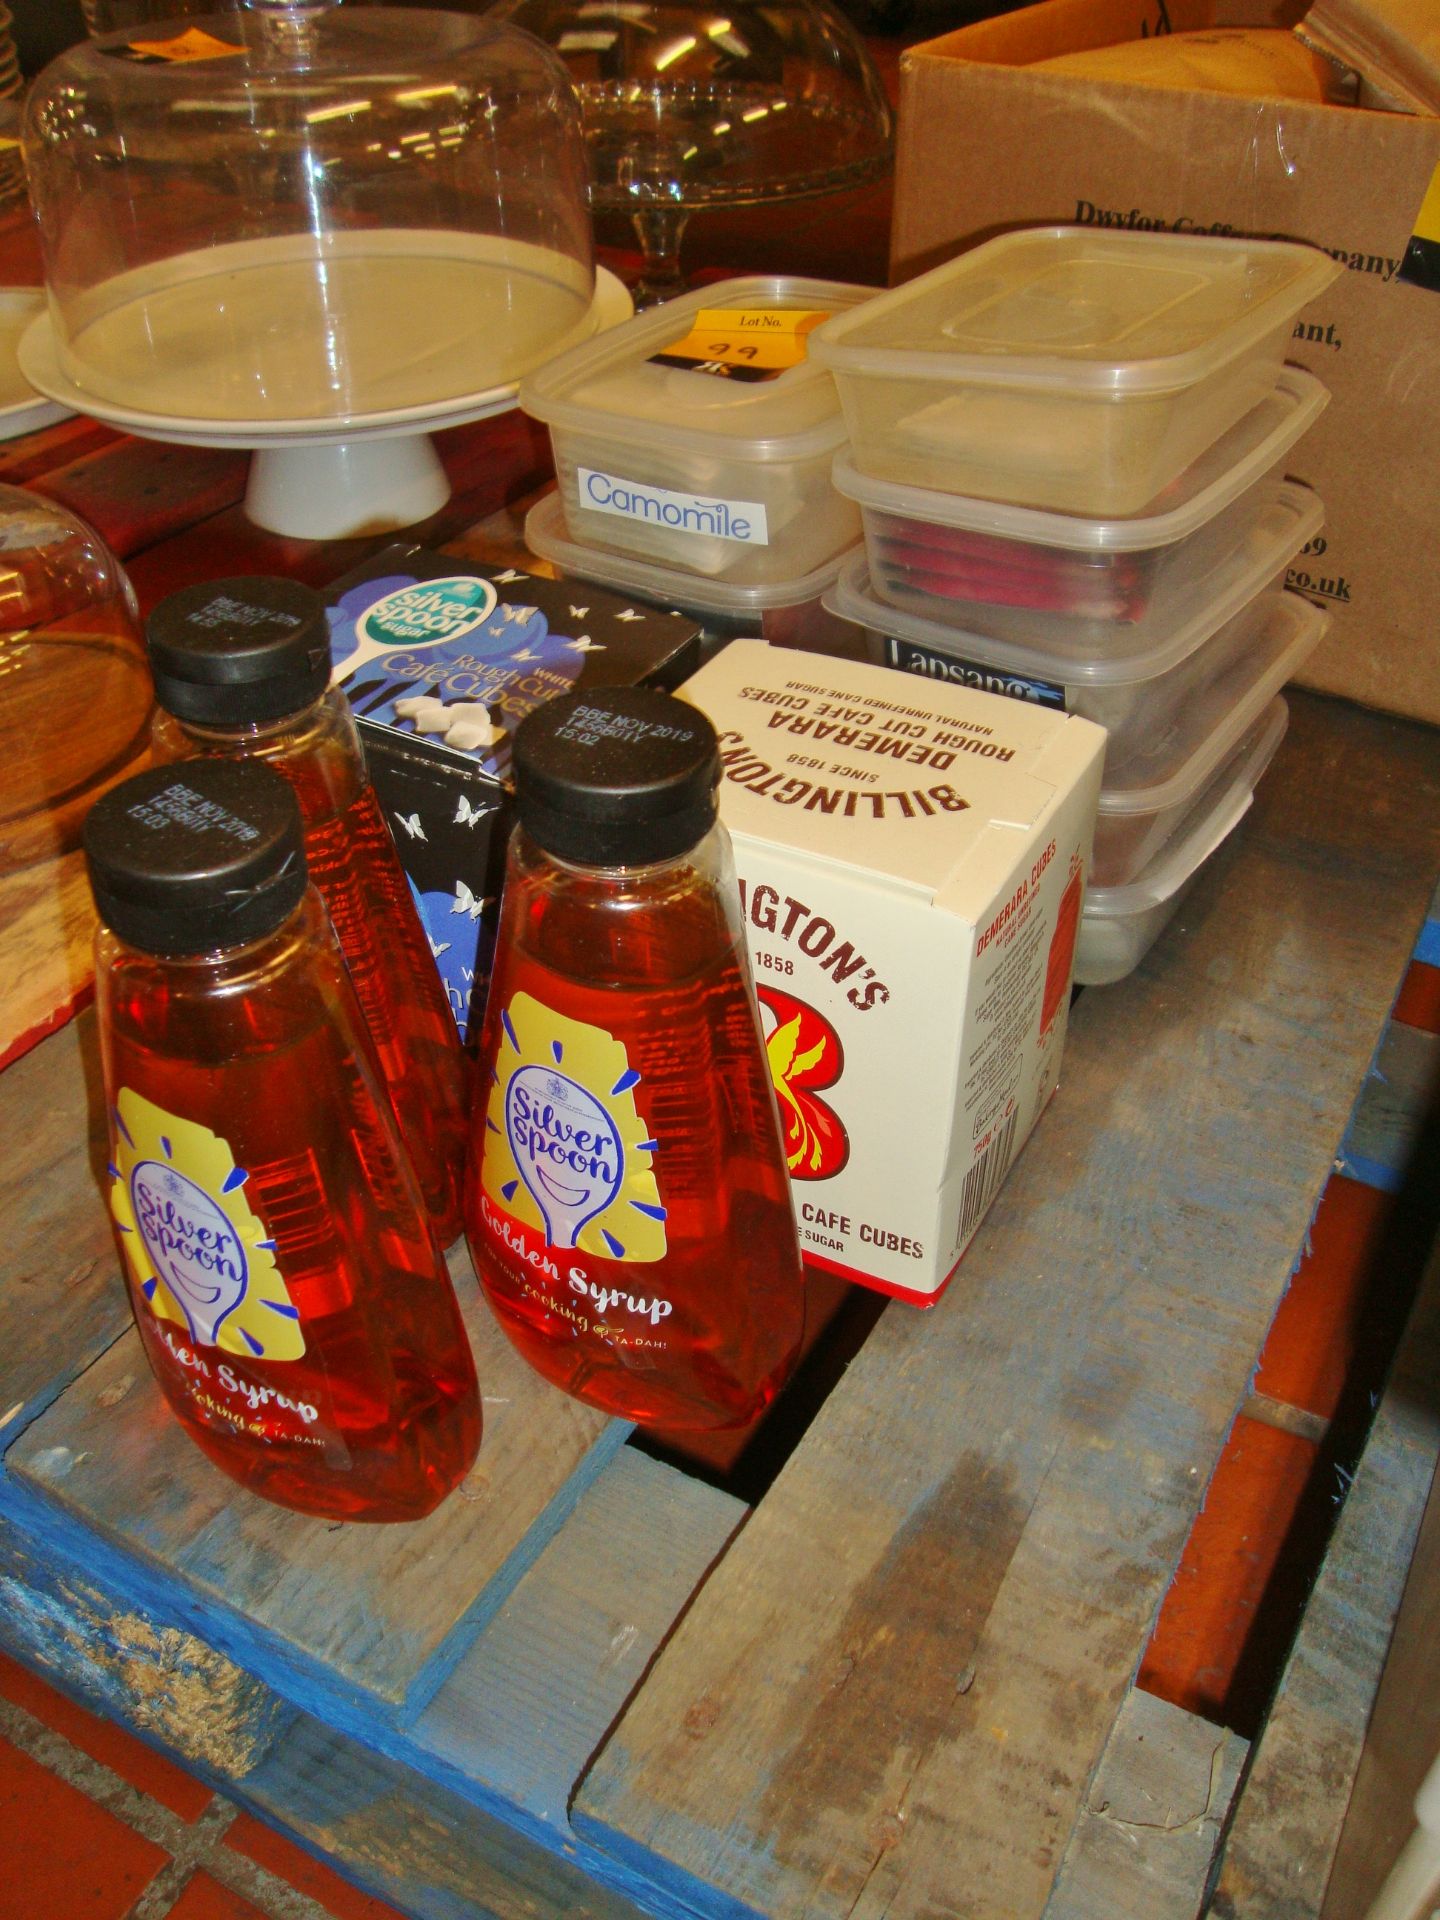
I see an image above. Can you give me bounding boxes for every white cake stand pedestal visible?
[17,269,630,541]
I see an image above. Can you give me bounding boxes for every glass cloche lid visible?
[21,1,599,425]
[481,0,893,302]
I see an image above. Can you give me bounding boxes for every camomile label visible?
[108,1087,305,1361]
[480,991,667,1262]
[356,575,498,651]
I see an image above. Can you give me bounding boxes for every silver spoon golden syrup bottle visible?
[85,758,481,1521]
[465,685,806,1431]
[146,575,469,1246]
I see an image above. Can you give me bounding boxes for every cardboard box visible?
[325,544,702,1040]
[890,0,1440,724]
[677,639,1106,1304]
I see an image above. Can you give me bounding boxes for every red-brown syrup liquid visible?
[99,899,480,1522]
[154,702,469,1245]
[465,856,805,1431]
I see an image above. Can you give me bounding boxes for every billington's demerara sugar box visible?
[326,542,702,1041]
[678,640,1106,1305]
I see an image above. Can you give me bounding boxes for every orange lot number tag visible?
[649,308,832,383]
[118,27,246,63]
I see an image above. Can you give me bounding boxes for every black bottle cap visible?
[146,576,331,724]
[513,687,719,867]
[83,759,308,956]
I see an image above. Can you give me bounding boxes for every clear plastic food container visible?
[1089,640,1317,886]
[807,227,1342,513]
[1075,697,1290,986]
[832,367,1328,654]
[823,482,1325,785]
[518,275,874,586]
[524,488,860,657]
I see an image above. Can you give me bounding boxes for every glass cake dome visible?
[21,1,598,425]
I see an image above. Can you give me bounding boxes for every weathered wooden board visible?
[0,1011,134,1434]
[1337,1022,1440,1193]
[0,1506,294,1783]
[1045,1690,1248,1920]
[234,1710,658,1920]
[412,1446,745,1824]
[33,438,251,560]
[6,1251,625,1713]
[0,414,118,488]
[1210,1235,1440,1920]
[572,693,1440,1920]
[0,1444,747,1920]
[1321,1462,1440,1920]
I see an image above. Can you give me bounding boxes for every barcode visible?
[958,1107,1020,1244]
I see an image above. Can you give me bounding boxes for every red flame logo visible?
[756,984,849,1181]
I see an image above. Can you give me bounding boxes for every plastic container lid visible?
[524,488,859,615]
[831,366,1329,553]
[146,577,331,724]
[1074,697,1291,987]
[1087,698,1289,921]
[513,685,720,867]
[519,275,876,462]
[824,481,1325,688]
[1094,597,1324,821]
[807,227,1343,397]
[83,758,307,955]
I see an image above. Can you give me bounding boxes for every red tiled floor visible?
[0,1730,170,1920]
[1254,1174,1395,1422]
[1392,958,1440,1035]
[224,1812,410,1920]
[164,1873,271,1920]
[1137,1412,1321,1733]
[0,1648,215,1822]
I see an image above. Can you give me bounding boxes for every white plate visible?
[17,266,632,449]
[0,290,73,439]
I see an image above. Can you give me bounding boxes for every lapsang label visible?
[886,637,1068,711]
[480,991,668,1262]
[578,468,770,547]
[108,1088,305,1361]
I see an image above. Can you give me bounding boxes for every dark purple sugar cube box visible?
[325,541,702,1041]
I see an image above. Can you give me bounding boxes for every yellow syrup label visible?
[1400,160,1440,293]
[120,28,246,63]
[108,1087,306,1361]
[481,990,667,1261]
[650,307,832,381]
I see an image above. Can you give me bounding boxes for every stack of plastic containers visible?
[807,225,1343,983]
[518,276,874,655]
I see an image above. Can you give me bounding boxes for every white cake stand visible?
[17,268,632,541]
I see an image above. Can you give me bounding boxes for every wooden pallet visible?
[3,684,1438,1920]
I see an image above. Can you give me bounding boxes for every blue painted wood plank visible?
[236,1711,662,1920]
[412,1445,744,1825]
[1416,874,1440,968]
[1336,1023,1440,1193]
[3,1267,626,1713]
[0,1506,657,1920]
[0,1443,745,1920]
[0,1506,293,1782]
[571,693,1440,1920]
